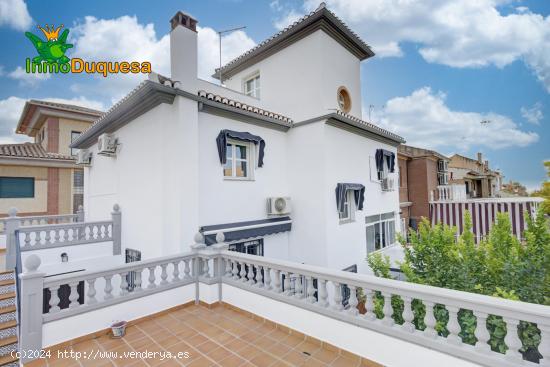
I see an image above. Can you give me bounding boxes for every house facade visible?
[397,145,449,230]
[0,101,102,221]
[449,152,502,198]
[72,5,404,274]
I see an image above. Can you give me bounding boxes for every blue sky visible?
[0,0,548,190]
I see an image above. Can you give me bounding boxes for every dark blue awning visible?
[200,217,292,245]
[216,130,266,167]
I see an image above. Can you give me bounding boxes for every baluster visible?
[62,229,69,242]
[283,272,291,295]
[333,282,343,311]
[240,262,247,282]
[364,289,376,321]
[538,324,550,367]
[134,270,142,292]
[224,259,232,278]
[423,301,437,338]
[231,261,239,280]
[49,285,61,313]
[202,257,210,278]
[347,285,358,315]
[183,259,191,279]
[317,279,328,307]
[172,261,180,282]
[473,311,491,353]
[294,276,303,298]
[402,296,414,332]
[306,277,315,303]
[147,266,156,289]
[68,282,79,308]
[44,229,51,245]
[54,228,61,243]
[503,317,522,362]
[160,264,168,285]
[381,293,394,326]
[86,278,97,304]
[119,272,128,296]
[24,232,31,248]
[446,306,462,345]
[255,265,263,288]
[264,267,271,290]
[104,275,113,299]
[273,269,281,293]
[247,263,255,285]
[100,225,106,239]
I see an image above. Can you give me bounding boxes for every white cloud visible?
[0,0,32,31]
[8,66,50,86]
[373,87,539,150]
[0,96,104,144]
[68,15,256,101]
[521,102,543,125]
[276,0,550,92]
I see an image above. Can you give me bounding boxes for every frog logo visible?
[25,24,73,64]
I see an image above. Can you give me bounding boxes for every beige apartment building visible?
[0,100,102,217]
[448,152,503,198]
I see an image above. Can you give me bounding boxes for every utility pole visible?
[217,26,246,85]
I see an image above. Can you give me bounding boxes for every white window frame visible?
[243,72,260,99]
[339,190,356,224]
[366,212,396,254]
[223,140,255,181]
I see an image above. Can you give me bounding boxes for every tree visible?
[531,160,550,215]
[367,208,550,362]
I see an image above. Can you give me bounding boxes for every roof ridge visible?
[215,4,372,76]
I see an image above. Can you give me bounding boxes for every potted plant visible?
[110,320,127,338]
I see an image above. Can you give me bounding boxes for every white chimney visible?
[170,11,198,91]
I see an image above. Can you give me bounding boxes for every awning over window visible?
[216,130,266,167]
[335,183,365,213]
[200,217,291,245]
[375,149,395,173]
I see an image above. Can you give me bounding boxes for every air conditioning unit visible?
[97,133,118,156]
[76,150,92,165]
[267,197,292,216]
[381,178,394,192]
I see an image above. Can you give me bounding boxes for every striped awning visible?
[199,217,292,245]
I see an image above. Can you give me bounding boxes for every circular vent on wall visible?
[274,197,287,212]
[337,87,352,113]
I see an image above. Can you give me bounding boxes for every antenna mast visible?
[217,26,246,85]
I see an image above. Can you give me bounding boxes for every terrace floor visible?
[28,303,382,367]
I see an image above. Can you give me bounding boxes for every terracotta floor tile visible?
[310,349,339,364]
[265,342,292,359]
[249,353,278,367]
[234,344,262,361]
[185,356,217,367]
[217,353,247,367]
[281,350,309,366]
[195,340,219,355]
[295,341,321,355]
[330,356,361,367]
[186,334,209,347]
[205,346,234,361]
[301,358,327,367]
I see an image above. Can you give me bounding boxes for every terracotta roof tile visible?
[197,90,293,125]
[333,110,405,143]
[0,143,74,161]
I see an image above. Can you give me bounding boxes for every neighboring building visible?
[72,5,405,274]
[397,145,449,230]
[449,152,502,198]
[0,101,103,219]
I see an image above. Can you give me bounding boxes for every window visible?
[71,131,81,156]
[337,87,352,113]
[438,159,448,172]
[223,141,253,179]
[244,74,260,98]
[438,172,449,185]
[0,177,34,198]
[228,239,264,256]
[339,190,356,223]
[366,212,396,254]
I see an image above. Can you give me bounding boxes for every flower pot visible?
[111,321,127,338]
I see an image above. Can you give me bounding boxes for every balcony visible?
[430,184,467,202]
[15,233,550,367]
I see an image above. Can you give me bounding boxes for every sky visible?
[0,0,548,191]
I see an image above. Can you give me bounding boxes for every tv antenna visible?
[368,105,375,121]
[217,26,246,85]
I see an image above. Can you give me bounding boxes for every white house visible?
[71,4,405,274]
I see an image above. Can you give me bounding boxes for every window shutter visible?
[369,156,379,182]
[366,225,375,254]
